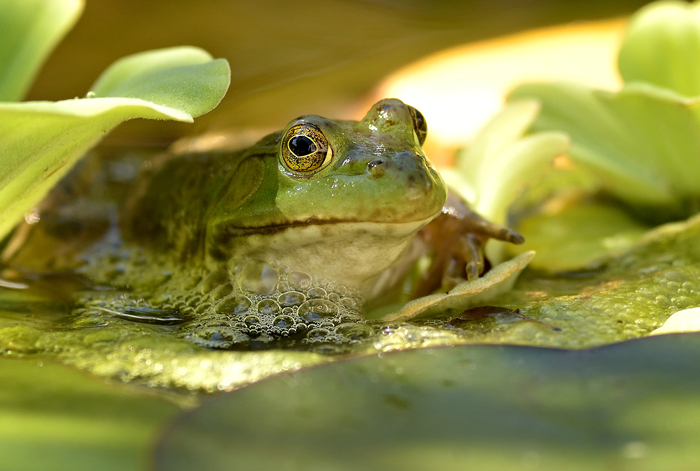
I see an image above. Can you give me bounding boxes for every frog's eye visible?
[408,105,427,146]
[281,124,333,174]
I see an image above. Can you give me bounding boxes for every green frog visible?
[3,99,522,349]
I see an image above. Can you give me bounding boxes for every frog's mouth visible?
[212,211,439,243]
[207,215,437,265]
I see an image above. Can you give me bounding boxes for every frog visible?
[2,98,523,350]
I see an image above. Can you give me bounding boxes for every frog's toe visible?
[414,190,525,296]
[500,227,525,244]
[459,233,485,282]
[465,261,480,282]
[474,219,524,244]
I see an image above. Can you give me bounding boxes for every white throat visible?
[221,217,433,298]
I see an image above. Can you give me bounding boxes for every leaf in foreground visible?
[156,333,700,471]
[382,250,534,322]
[0,46,230,241]
[0,0,83,101]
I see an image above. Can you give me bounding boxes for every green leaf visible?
[0,48,230,242]
[509,1,700,220]
[511,202,651,271]
[618,0,700,97]
[0,357,182,471]
[442,100,568,262]
[156,333,700,471]
[90,47,230,117]
[0,0,83,101]
[382,251,534,322]
[509,81,700,215]
[447,100,569,225]
[469,131,569,227]
[456,100,544,190]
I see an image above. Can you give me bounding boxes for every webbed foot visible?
[413,190,524,297]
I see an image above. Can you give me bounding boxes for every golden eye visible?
[281,124,333,173]
[408,105,427,146]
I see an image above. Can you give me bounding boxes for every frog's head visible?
[209,98,447,291]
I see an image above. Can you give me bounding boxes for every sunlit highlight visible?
[372,19,625,155]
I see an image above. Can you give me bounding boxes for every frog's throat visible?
[210,216,436,296]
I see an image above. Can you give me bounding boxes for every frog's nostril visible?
[367,159,386,177]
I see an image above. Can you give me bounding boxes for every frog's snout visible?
[366,151,437,200]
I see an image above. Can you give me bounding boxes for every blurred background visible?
[26,0,654,150]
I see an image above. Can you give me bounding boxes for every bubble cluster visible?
[179,260,372,349]
[72,253,375,351]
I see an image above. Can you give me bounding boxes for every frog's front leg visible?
[412,190,524,298]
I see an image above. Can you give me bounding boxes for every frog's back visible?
[121,132,280,261]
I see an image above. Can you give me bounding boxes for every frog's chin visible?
[212,216,435,296]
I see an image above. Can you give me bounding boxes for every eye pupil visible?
[281,124,333,174]
[289,136,316,156]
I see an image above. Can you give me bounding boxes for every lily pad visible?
[0,322,332,392]
[6,207,700,388]
[155,333,700,471]
[0,357,183,471]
